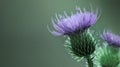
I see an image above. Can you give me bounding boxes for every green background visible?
[1,0,120,67]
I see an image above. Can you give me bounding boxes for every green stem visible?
[86,56,93,67]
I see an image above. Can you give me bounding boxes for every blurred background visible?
[1,0,120,67]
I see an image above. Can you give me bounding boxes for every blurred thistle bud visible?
[94,46,120,67]
[101,31,120,54]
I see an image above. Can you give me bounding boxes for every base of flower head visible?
[64,37,84,62]
[69,30,96,57]
[65,30,97,62]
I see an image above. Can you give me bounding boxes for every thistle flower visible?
[101,31,120,47]
[49,7,99,36]
[49,6,99,67]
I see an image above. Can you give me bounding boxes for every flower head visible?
[49,7,99,36]
[101,31,120,47]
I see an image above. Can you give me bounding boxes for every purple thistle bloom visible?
[48,7,99,36]
[102,31,120,47]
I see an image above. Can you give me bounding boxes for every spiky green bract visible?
[65,30,97,63]
[64,37,84,62]
[69,30,96,57]
[94,46,120,67]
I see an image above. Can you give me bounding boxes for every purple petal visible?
[102,31,120,47]
[51,31,63,36]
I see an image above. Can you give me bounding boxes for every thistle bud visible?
[94,47,120,67]
[69,30,96,57]
[65,30,97,64]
